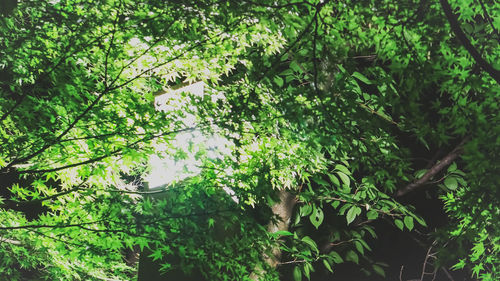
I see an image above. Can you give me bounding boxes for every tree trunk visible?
[251,190,297,280]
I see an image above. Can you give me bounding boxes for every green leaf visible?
[274,230,294,236]
[447,162,457,172]
[354,241,364,255]
[339,203,351,215]
[293,266,302,281]
[346,206,361,225]
[366,210,378,220]
[331,200,340,209]
[444,177,458,190]
[274,76,284,87]
[336,171,350,187]
[309,205,324,229]
[328,174,340,186]
[394,219,404,231]
[404,216,414,231]
[414,169,427,179]
[290,60,302,73]
[414,215,427,227]
[0,156,6,168]
[352,71,372,84]
[149,249,163,261]
[301,236,319,254]
[345,250,359,264]
[372,264,385,277]
[323,259,333,273]
[329,251,343,263]
[314,176,329,186]
[335,164,351,175]
[358,238,372,251]
[303,263,311,280]
[300,204,313,217]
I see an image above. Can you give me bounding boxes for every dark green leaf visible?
[444,177,458,190]
[293,266,302,281]
[352,71,372,84]
[372,264,385,277]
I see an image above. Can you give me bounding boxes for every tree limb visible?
[396,139,467,197]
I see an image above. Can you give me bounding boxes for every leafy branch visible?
[16,127,196,174]
[440,0,500,85]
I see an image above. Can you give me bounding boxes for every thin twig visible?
[103,4,121,88]
[441,267,455,281]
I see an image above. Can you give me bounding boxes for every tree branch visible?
[0,88,110,173]
[16,127,195,174]
[476,0,500,44]
[440,0,500,85]
[396,139,467,197]
[0,219,105,231]
[242,0,313,9]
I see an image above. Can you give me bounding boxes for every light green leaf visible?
[301,236,319,254]
[404,216,414,231]
[328,174,340,186]
[331,200,341,209]
[274,230,294,236]
[339,203,351,215]
[366,210,378,220]
[394,219,404,231]
[335,164,351,175]
[274,76,284,87]
[323,259,333,273]
[149,249,163,261]
[336,171,350,187]
[309,205,324,229]
[346,206,361,225]
[414,215,427,227]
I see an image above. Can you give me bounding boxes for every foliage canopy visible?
[0,0,499,280]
